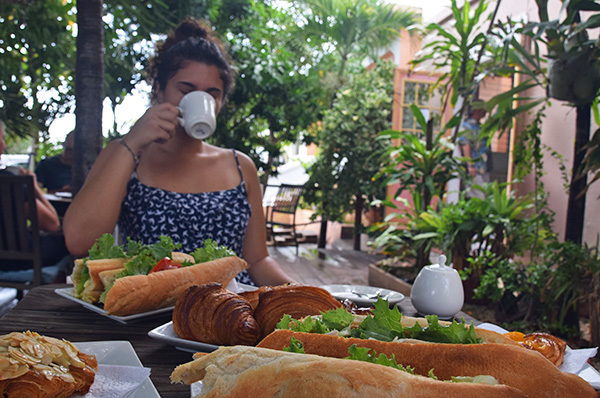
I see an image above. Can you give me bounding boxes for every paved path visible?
[268,239,385,287]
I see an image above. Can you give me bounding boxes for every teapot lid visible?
[425,255,455,272]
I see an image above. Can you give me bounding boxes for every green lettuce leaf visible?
[277,314,332,334]
[87,234,126,260]
[283,337,306,353]
[122,236,181,276]
[321,307,355,330]
[75,265,90,295]
[346,345,415,373]
[277,307,354,334]
[190,239,236,263]
[277,296,481,345]
[406,315,481,344]
[351,297,406,341]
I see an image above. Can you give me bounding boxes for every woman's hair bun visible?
[172,19,209,42]
[148,18,236,103]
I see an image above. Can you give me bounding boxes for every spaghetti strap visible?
[232,149,244,183]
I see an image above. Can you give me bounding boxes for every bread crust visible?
[257,330,596,398]
[103,256,249,315]
[74,258,127,302]
[171,345,526,398]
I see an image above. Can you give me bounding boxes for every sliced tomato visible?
[149,257,181,273]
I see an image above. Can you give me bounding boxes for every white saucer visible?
[320,284,404,307]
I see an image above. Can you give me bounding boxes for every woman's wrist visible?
[120,138,139,164]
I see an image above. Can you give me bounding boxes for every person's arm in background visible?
[237,151,295,286]
[20,169,61,232]
[460,141,477,177]
[62,104,179,257]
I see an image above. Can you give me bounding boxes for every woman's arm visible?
[237,152,295,286]
[63,103,179,256]
[62,140,137,255]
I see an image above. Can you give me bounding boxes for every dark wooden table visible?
[0,284,193,397]
[0,284,478,397]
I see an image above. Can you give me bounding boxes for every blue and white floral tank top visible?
[118,150,254,285]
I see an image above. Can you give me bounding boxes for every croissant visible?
[253,285,343,339]
[239,286,273,309]
[0,331,98,398]
[173,283,261,346]
[239,284,304,310]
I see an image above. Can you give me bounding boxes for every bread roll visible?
[103,256,249,315]
[171,345,526,398]
[257,329,597,398]
[72,258,127,303]
[173,283,260,346]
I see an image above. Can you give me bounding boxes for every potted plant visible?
[529,0,600,104]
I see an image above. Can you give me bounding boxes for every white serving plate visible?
[148,321,219,353]
[147,282,257,353]
[74,341,158,398]
[55,287,173,324]
[320,284,405,307]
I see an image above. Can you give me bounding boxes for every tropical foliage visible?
[290,0,418,81]
[371,0,600,338]
[0,0,76,139]
[303,59,395,248]
[295,0,417,247]
[371,106,468,268]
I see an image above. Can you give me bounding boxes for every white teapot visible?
[410,255,464,319]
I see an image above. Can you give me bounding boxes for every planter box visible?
[368,263,412,296]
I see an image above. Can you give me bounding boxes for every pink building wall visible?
[392,0,600,245]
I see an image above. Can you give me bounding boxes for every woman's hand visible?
[124,103,180,154]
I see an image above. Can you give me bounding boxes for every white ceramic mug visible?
[177,91,217,140]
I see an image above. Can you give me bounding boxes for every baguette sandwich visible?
[256,299,596,398]
[70,235,250,316]
[170,345,528,397]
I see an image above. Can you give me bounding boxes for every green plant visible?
[304,59,395,250]
[483,0,600,244]
[420,183,536,265]
[411,0,492,136]
[369,106,468,268]
[530,0,600,105]
[475,239,600,339]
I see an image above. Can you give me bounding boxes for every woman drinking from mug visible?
[63,19,294,286]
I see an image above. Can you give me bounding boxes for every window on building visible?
[400,79,443,137]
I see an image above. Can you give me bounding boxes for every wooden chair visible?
[265,184,304,255]
[0,174,70,299]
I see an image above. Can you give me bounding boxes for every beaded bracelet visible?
[120,139,138,163]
